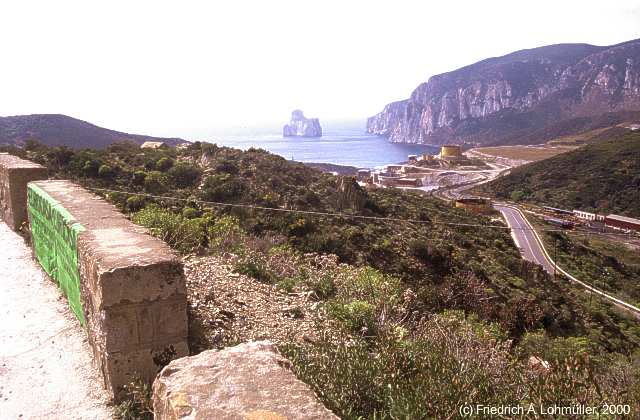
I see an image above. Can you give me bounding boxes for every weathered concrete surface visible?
[31,180,189,399]
[0,221,112,419]
[153,341,338,420]
[0,154,47,231]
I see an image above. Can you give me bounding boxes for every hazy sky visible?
[1,1,639,139]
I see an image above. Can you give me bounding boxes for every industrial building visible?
[573,210,604,221]
[140,141,167,149]
[605,214,640,232]
[542,206,574,216]
[438,145,463,160]
[356,169,371,181]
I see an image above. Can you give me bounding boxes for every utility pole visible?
[553,237,557,281]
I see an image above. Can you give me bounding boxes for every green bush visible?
[306,272,336,300]
[233,250,274,283]
[126,195,146,212]
[281,312,632,419]
[132,205,206,253]
[144,171,169,194]
[98,164,114,178]
[207,215,246,252]
[169,163,202,188]
[82,159,100,177]
[182,207,199,219]
[327,300,376,335]
[510,190,527,201]
[132,170,147,185]
[156,157,174,172]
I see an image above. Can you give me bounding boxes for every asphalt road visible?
[494,204,556,274]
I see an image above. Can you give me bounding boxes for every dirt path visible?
[0,222,113,419]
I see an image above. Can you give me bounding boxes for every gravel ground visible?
[184,255,329,351]
[0,222,112,419]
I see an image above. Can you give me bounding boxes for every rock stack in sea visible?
[283,110,322,138]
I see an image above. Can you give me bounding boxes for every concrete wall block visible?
[31,180,190,401]
[0,155,47,230]
[77,231,186,311]
[86,297,188,354]
[104,341,189,399]
[151,296,189,343]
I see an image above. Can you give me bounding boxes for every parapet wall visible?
[0,154,47,230]
[27,180,188,400]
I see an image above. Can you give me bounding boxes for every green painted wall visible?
[27,184,86,325]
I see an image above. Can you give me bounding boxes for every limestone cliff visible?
[283,110,323,137]
[367,39,640,146]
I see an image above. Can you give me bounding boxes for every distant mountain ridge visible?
[0,114,188,149]
[367,38,640,146]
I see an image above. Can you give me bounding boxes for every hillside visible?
[0,114,187,149]
[5,141,640,416]
[481,130,640,217]
[367,38,640,146]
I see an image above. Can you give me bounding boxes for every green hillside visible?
[482,131,640,217]
[4,140,640,417]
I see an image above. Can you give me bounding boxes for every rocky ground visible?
[184,255,330,353]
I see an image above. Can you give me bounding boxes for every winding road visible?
[494,204,556,274]
[494,203,640,316]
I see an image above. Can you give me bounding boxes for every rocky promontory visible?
[367,38,640,146]
[283,110,322,137]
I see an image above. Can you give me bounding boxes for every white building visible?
[573,210,604,221]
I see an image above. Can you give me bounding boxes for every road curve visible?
[495,204,556,274]
[495,203,640,316]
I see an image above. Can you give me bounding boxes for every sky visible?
[1,1,639,139]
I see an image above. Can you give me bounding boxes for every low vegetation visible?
[472,145,576,162]
[5,139,640,418]
[480,131,640,217]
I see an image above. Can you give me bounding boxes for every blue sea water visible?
[205,121,438,169]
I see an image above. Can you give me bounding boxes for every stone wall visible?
[0,153,47,231]
[27,180,189,400]
[153,341,338,420]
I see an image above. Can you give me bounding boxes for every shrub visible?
[510,190,527,201]
[144,171,169,194]
[307,272,336,300]
[201,174,245,201]
[132,205,206,253]
[156,157,174,172]
[327,300,376,335]
[98,164,114,178]
[132,170,147,185]
[281,312,631,419]
[182,207,199,219]
[207,215,246,253]
[233,250,274,283]
[169,163,202,188]
[126,195,146,212]
[113,376,153,420]
[82,159,100,177]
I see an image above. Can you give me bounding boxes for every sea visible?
[202,120,438,169]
